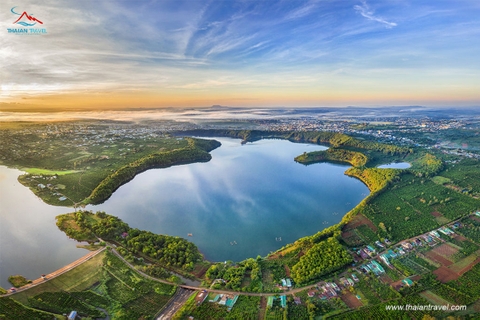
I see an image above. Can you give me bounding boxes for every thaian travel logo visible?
[7,6,47,34]
[11,6,43,26]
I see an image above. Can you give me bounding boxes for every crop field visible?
[341,292,363,309]
[433,267,460,283]
[341,213,378,247]
[420,290,454,306]
[264,306,286,320]
[448,263,480,300]
[7,249,175,319]
[396,255,436,274]
[0,297,60,320]
[11,250,106,304]
[432,283,472,305]
[431,243,460,259]
[449,254,480,274]
[441,159,480,197]
[362,172,480,242]
[2,125,480,319]
[425,250,454,267]
[457,216,480,243]
[328,294,446,319]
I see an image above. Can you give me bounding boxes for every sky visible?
[1,0,480,111]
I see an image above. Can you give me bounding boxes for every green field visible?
[8,249,176,319]
[21,168,80,175]
[2,124,480,319]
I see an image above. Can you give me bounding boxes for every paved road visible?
[156,287,195,320]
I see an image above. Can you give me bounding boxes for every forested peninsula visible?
[56,211,201,271]
[86,138,220,204]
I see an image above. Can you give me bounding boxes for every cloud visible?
[354,0,397,28]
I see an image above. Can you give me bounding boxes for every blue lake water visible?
[377,162,411,169]
[90,138,370,262]
[0,137,369,288]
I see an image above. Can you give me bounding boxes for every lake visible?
[0,166,87,289]
[377,162,411,169]
[0,137,369,288]
[89,138,369,262]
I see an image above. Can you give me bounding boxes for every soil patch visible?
[192,264,209,278]
[341,230,363,247]
[431,243,459,259]
[341,292,363,309]
[433,266,459,283]
[425,250,453,267]
[344,214,378,232]
[284,265,291,277]
[456,256,480,276]
[258,296,267,320]
[379,274,393,284]
[430,211,443,217]
[453,234,468,242]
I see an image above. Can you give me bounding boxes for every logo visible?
[7,6,47,34]
[11,6,43,26]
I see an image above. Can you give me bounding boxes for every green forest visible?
[56,211,201,271]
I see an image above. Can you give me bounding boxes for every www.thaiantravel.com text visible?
[385,304,466,311]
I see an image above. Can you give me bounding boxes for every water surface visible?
[0,166,87,289]
[0,138,370,288]
[90,138,369,262]
[377,162,411,169]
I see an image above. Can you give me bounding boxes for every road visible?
[156,287,195,320]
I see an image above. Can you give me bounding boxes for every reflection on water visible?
[377,162,411,169]
[90,138,370,262]
[0,166,87,289]
[0,138,370,288]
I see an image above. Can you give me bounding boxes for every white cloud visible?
[354,0,397,28]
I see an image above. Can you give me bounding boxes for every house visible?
[331,282,341,292]
[365,245,376,256]
[351,274,359,282]
[430,230,440,238]
[213,294,239,311]
[286,278,292,288]
[380,254,391,266]
[402,278,414,287]
[347,278,354,286]
[294,297,301,305]
[67,311,78,320]
[368,261,385,275]
[195,290,208,305]
[308,290,316,298]
[387,249,397,258]
[281,278,292,288]
[375,241,385,248]
[439,227,455,235]
[358,249,369,260]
